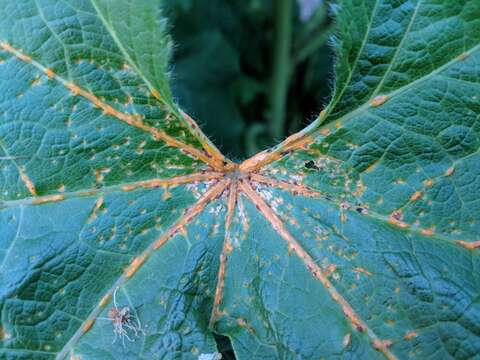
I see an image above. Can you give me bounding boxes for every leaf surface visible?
[1,0,480,359]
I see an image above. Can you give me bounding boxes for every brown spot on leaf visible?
[370,95,389,107]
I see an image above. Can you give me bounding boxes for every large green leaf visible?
[1,1,479,359]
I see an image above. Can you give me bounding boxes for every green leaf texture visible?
[1,1,480,359]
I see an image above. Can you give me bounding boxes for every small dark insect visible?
[98,287,145,347]
[304,160,319,170]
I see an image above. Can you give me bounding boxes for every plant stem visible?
[269,0,293,141]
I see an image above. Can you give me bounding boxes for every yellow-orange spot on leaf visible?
[124,254,147,279]
[151,89,161,101]
[325,264,337,277]
[319,109,327,118]
[162,189,172,201]
[82,319,95,334]
[99,293,112,308]
[32,194,65,205]
[370,95,389,107]
[320,128,330,136]
[0,41,14,52]
[179,226,188,239]
[404,331,418,340]
[122,184,136,192]
[335,121,342,129]
[18,53,32,63]
[30,77,42,87]
[388,210,409,228]
[423,179,434,187]
[373,339,393,352]
[410,191,423,201]
[66,82,80,96]
[444,167,455,177]
[236,318,254,333]
[457,52,468,61]
[456,240,480,250]
[20,172,37,196]
[353,267,372,276]
[365,162,378,173]
[88,197,104,224]
[421,227,435,236]
[44,68,55,78]
[389,218,410,229]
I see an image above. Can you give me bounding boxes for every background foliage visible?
[165,0,333,159]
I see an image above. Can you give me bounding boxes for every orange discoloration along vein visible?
[120,172,224,192]
[456,240,480,250]
[181,110,234,170]
[32,194,65,205]
[57,179,229,358]
[239,180,397,360]
[0,41,225,171]
[353,267,373,276]
[250,173,323,198]
[210,181,238,326]
[153,179,230,250]
[239,132,313,172]
[20,172,37,196]
[1,172,223,209]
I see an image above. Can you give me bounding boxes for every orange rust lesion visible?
[65,82,81,96]
[32,194,65,205]
[404,331,418,340]
[20,172,37,196]
[320,128,330,136]
[456,240,480,250]
[88,197,104,224]
[124,253,148,279]
[239,132,314,172]
[409,191,423,202]
[249,173,323,198]
[151,89,161,101]
[372,339,393,353]
[325,264,337,277]
[82,319,95,334]
[44,68,55,78]
[388,210,410,229]
[353,267,373,276]
[121,172,223,192]
[420,227,435,236]
[423,179,434,187]
[236,318,254,333]
[444,166,455,177]
[365,162,378,173]
[99,293,112,308]
[370,95,389,107]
